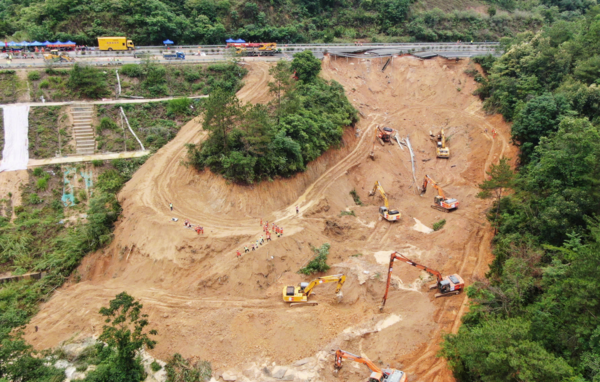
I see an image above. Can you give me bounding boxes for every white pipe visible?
[120,107,145,151]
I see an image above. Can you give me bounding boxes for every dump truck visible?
[98,37,135,51]
[163,51,185,60]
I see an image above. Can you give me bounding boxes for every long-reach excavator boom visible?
[380,252,464,310]
[369,181,401,222]
[282,274,346,304]
[335,349,407,382]
[421,175,459,212]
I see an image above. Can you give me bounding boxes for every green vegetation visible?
[150,361,162,372]
[350,189,363,206]
[28,106,74,158]
[84,292,157,381]
[187,52,357,184]
[68,64,111,99]
[340,210,356,216]
[0,0,582,44]
[166,353,212,382]
[298,243,331,275]
[0,70,25,103]
[441,7,600,381]
[0,158,147,381]
[432,219,446,231]
[95,101,202,153]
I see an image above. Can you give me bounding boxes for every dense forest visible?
[186,50,357,183]
[441,5,600,381]
[0,0,595,45]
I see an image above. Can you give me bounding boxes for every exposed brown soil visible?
[22,58,516,381]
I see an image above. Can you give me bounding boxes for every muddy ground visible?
[17,58,517,381]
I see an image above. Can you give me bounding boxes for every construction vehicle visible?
[235,42,277,56]
[380,252,465,310]
[334,349,407,382]
[421,175,459,212]
[163,51,185,60]
[431,128,450,158]
[282,274,346,306]
[369,181,400,222]
[43,50,74,62]
[376,126,394,145]
[97,37,135,51]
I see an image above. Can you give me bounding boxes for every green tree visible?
[68,64,110,99]
[203,88,241,154]
[290,50,321,83]
[478,157,515,226]
[268,60,294,113]
[86,292,157,382]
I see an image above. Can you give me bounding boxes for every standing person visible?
[281,227,284,236]
[260,236,264,244]
[296,206,299,214]
[266,232,271,242]
[252,243,256,251]
[244,246,249,253]
[170,202,173,211]
[236,250,241,258]
[200,226,204,234]
[195,226,201,235]
[184,219,189,227]
[260,218,262,226]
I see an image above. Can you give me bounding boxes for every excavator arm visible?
[370,181,390,210]
[380,252,443,310]
[335,349,383,374]
[440,128,446,149]
[303,274,346,298]
[421,175,445,199]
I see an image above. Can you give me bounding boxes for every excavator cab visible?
[379,207,400,221]
[369,372,384,382]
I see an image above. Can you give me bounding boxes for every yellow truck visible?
[97,37,135,51]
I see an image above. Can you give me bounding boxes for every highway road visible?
[1,42,500,69]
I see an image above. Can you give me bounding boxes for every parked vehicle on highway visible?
[163,51,185,60]
[98,37,135,51]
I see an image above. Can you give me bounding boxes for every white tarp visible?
[0,105,30,172]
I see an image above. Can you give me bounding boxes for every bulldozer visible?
[43,50,74,63]
[369,181,401,222]
[421,175,459,212]
[334,349,407,382]
[282,274,346,306]
[380,252,465,310]
[431,128,450,158]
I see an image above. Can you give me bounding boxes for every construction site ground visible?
[17,58,516,381]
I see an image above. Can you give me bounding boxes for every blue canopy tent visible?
[163,39,174,45]
[64,40,76,45]
[235,39,246,43]
[7,41,17,46]
[226,38,236,43]
[42,41,52,46]
[19,41,30,46]
[30,41,45,46]
[50,41,64,46]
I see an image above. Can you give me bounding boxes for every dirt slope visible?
[25,57,516,381]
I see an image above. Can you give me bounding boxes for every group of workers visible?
[236,219,286,258]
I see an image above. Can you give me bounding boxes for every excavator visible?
[369,181,401,222]
[376,126,395,145]
[282,274,346,306]
[421,175,459,212]
[334,349,407,382]
[43,49,74,62]
[380,252,465,310]
[431,128,450,158]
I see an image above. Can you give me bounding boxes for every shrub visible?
[40,80,49,89]
[98,117,118,132]
[32,168,44,177]
[299,243,331,275]
[68,64,110,99]
[433,219,446,231]
[340,210,355,216]
[36,178,48,191]
[350,189,362,205]
[78,189,87,201]
[91,160,104,167]
[28,193,42,205]
[150,361,162,372]
[167,97,192,116]
[27,71,40,81]
[120,64,144,78]
[166,353,211,381]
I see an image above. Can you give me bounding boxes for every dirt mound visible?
[24,56,516,381]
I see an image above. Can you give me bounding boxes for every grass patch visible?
[340,210,356,217]
[298,243,331,275]
[350,189,363,206]
[0,71,25,103]
[351,253,363,257]
[28,106,74,158]
[433,219,447,231]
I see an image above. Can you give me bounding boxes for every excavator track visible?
[430,205,450,213]
[435,290,461,298]
[290,302,318,307]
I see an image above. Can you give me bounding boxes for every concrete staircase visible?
[71,104,95,155]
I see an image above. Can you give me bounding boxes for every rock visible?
[222,371,237,381]
[54,360,71,369]
[282,371,295,381]
[293,358,311,367]
[64,367,77,379]
[272,366,287,379]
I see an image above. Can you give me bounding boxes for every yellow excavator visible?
[369,181,401,222]
[431,128,450,158]
[43,50,74,62]
[282,274,346,306]
[334,349,407,382]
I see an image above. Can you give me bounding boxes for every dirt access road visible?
[24,58,515,381]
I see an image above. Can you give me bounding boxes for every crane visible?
[380,252,464,310]
[421,175,459,212]
[334,349,407,382]
[282,274,346,306]
[369,181,401,222]
[435,128,450,158]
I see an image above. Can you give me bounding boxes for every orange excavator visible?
[334,349,407,382]
[421,175,459,212]
[380,252,464,310]
[376,126,395,145]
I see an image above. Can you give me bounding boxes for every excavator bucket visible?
[336,291,343,303]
